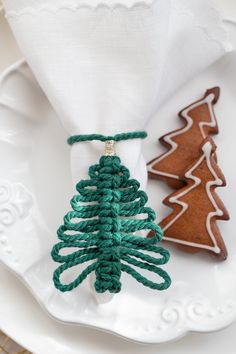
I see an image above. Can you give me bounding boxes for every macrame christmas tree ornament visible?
[51,131,171,294]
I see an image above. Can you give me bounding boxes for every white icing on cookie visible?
[162,140,224,254]
[147,93,217,180]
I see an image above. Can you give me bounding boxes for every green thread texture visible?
[51,132,171,293]
[67,131,147,145]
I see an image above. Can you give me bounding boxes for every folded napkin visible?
[3,0,232,190]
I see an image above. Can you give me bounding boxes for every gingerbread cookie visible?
[159,137,229,260]
[147,87,220,189]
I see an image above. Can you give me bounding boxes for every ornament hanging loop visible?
[104,140,116,156]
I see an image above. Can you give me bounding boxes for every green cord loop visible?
[67,131,147,145]
[51,132,171,293]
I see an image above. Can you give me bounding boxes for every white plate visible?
[2,264,236,354]
[1,15,236,348]
[0,30,236,343]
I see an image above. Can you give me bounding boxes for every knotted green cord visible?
[67,131,147,145]
[51,131,171,293]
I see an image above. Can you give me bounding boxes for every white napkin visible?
[3,0,232,190]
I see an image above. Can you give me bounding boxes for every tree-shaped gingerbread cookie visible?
[159,137,229,260]
[148,87,220,189]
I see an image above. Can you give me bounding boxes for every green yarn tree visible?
[51,134,171,294]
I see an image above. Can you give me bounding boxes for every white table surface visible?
[0,1,236,353]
